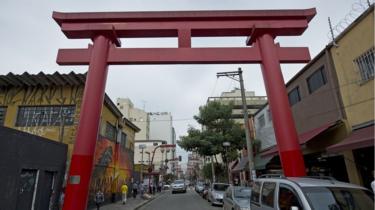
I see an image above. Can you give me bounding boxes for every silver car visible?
[208,183,230,206]
[223,186,251,210]
[251,176,374,210]
[171,179,187,194]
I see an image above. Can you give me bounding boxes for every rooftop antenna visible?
[328,17,339,47]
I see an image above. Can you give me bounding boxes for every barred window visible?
[288,86,301,106]
[354,47,374,82]
[16,106,75,127]
[105,122,117,141]
[0,107,6,126]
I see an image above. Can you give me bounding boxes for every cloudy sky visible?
[0,0,371,165]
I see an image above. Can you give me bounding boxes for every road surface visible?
[139,189,220,210]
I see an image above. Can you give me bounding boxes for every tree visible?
[178,101,246,162]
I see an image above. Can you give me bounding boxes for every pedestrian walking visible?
[121,183,128,204]
[140,183,145,197]
[94,190,105,210]
[132,182,138,198]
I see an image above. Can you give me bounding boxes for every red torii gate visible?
[53,8,316,209]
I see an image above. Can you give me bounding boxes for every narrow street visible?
[139,189,220,210]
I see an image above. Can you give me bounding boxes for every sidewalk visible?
[92,191,165,210]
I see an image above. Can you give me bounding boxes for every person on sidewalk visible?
[94,190,105,210]
[121,183,128,204]
[132,182,138,198]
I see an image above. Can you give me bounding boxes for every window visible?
[288,87,301,106]
[262,182,276,207]
[121,132,127,149]
[278,184,303,210]
[105,122,117,141]
[307,67,327,93]
[354,47,374,82]
[16,106,75,127]
[0,107,6,126]
[258,114,265,128]
[251,181,262,204]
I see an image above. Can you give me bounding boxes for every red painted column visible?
[63,35,111,210]
[256,34,306,177]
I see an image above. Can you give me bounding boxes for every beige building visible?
[207,89,267,125]
[117,98,150,140]
[327,6,374,187]
[134,140,169,174]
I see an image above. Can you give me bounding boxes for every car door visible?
[223,187,233,210]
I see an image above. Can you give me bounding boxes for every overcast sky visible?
[0,0,371,166]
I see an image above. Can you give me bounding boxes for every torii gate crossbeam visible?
[53,9,316,210]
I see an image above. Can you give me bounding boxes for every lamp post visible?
[223,142,231,184]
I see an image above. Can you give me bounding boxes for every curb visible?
[134,192,166,210]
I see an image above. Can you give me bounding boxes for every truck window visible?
[251,181,261,204]
[262,182,276,207]
[278,184,303,210]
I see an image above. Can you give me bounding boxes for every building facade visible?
[117,98,150,141]
[0,72,139,205]
[148,112,176,162]
[255,6,374,188]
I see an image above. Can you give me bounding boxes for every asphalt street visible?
[138,189,220,210]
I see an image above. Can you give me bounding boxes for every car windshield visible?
[174,180,184,184]
[302,187,374,210]
[234,187,251,200]
[213,184,229,191]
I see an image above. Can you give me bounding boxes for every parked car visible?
[163,184,171,190]
[223,186,251,210]
[202,183,210,199]
[250,175,374,210]
[171,179,187,194]
[208,183,230,206]
[195,182,205,194]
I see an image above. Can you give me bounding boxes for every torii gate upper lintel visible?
[54,8,316,210]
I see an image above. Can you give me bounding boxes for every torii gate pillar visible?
[53,8,316,209]
[257,34,306,176]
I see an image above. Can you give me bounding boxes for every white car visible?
[250,175,374,210]
[171,179,187,193]
[208,183,230,206]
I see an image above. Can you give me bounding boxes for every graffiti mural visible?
[0,86,83,106]
[89,137,133,204]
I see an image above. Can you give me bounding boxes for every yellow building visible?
[327,6,374,187]
[0,71,139,203]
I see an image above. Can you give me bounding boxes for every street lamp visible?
[223,141,231,184]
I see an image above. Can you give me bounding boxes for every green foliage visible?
[202,163,226,182]
[178,101,246,162]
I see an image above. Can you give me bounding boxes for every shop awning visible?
[254,155,273,170]
[260,121,339,158]
[232,156,249,172]
[327,125,374,153]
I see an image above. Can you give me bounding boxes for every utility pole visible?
[217,68,256,182]
[210,156,216,183]
[139,144,147,184]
